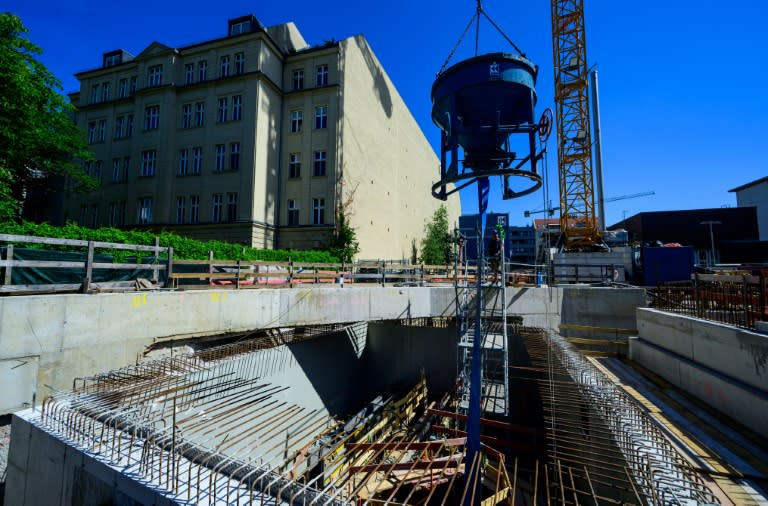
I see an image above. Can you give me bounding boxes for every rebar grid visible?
[519,326,722,505]
[40,332,355,505]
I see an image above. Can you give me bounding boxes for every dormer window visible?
[103,50,122,68]
[228,15,260,37]
[230,20,251,35]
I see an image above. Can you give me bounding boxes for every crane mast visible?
[551,0,599,249]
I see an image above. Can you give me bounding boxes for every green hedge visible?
[0,221,340,263]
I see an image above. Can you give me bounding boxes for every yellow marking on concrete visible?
[131,293,147,308]
[210,292,227,303]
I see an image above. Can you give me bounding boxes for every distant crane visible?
[524,191,654,218]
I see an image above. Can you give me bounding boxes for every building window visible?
[118,78,128,98]
[290,110,302,133]
[147,65,162,87]
[316,64,328,86]
[114,116,124,139]
[232,95,242,121]
[101,82,111,101]
[234,52,245,75]
[189,195,200,223]
[91,160,103,179]
[107,202,117,226]
[220,55,230,78]
[312,198,325,225]
[98,119,106,142]
[181,104,192,128]
[313,150,327,176]
[195,101,205,127]
[230,20,251,35]
[315,105,327,129]
[211,193,223,223]
[215,144,225,172]
[144,105,160,130]
[178,148,189,176]
[111,158,123,182]
[140,150,156,177]
[122,156,130,180]
[230,142,240,170]
[176,196,186,224]
[90,84,99,104]
[184,63,194,84]
[288,153,301,178]
[198,60,207,81]
[227,192,238,222]
[87,121,97,144]
[138,197,153,224]
[90,204,99,228]
[287,199,299,225]
[129,76,137,95]
[192,147,202,174]
[126,114,134,137]
[217,97,228,122]
[292,69,304,90]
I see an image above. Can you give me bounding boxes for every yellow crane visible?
[550,0,599,250]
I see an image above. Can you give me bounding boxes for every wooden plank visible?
[3,244,12,285]
[92,262,165,270]
[83,241,94,293]
[0,234,88,247]
[558,323,638,335]
[349,459,461,474]
[0,283,82,293]
[347,438,466,451]
[0,260,85,269]
[0,233,164,252]
[480,487,511,506]
[168,272,247,279]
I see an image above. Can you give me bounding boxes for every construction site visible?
[2,0,768,505]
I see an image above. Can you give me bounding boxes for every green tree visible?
[419,204,451,265]
[0,13,95,219]
[329,210,360,263]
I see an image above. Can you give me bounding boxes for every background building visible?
[729,176,768,241]
[457,213,536,267]
[609,207,761,265]
[61,15,459,260]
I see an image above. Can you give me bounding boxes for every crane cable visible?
[438,0,527,75]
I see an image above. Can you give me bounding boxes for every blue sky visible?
[7,0,767,227]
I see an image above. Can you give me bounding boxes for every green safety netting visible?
[0,247,166,285]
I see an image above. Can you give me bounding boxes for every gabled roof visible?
[729,176,768,193]
[136,41,176,59]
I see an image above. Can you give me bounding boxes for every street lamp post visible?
[700,221,721,266]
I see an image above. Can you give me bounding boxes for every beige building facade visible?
[65,15,459,260]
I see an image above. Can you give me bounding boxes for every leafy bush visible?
[0,221,339,263]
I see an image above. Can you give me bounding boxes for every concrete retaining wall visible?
[6,415,179,506]
[630,309,768,439]
[0,286,645,414]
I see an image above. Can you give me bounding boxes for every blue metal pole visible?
[465,177,488,504]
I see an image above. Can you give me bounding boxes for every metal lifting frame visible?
[551,0,600,249]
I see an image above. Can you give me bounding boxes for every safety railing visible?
[0,233,169,294]
[649,272,767,330]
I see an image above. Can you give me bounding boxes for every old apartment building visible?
[64,15,459,259]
